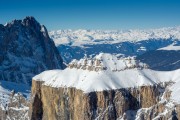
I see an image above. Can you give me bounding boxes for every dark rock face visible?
[29,80,164,120]
[0,17,64,85]
[30,80,180,120]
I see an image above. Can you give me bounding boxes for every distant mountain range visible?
[49,27,180,63]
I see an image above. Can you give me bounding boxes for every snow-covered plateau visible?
[33,53,180,104]
[32,49,180,119]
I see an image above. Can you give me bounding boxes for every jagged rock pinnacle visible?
[0,17,64,85]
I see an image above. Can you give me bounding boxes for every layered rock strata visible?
[29,80,175,120]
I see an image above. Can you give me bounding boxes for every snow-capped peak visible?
[68,53,148,72]
[33,53,179,93]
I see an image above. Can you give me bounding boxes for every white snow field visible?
[33,53,180,104]
[158,44,180,51]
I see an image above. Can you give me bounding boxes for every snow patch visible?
[158,44,180,51]
[169,80,180,103]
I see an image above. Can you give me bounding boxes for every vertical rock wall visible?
[30,80,163,120]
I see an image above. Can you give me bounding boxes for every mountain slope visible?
[137,42,180,71]
[0,17,65,119]
[0,16,64,85]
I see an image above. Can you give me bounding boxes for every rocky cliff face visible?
[0,91,29,120]
[29,80,179,120]
[0,16,64,85]
[29,53,180,120]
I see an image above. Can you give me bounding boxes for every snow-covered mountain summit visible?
[33,53,180,94]
[0,16,64,85]
[0,17,65,119]
[68,53,148,72]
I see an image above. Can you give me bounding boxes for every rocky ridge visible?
[0,17,64,120]
[68,54,148,72]
[0,16,64,85]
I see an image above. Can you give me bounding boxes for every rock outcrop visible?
[0,92,29,120]
[30,80,171,120]
[0,16,64,85]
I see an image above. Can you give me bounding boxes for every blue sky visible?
[0,0,180,30]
